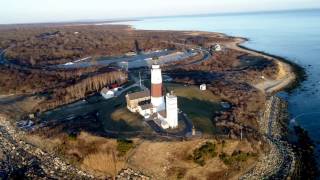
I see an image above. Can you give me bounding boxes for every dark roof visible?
[127,90,150,100]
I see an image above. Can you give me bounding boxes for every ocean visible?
[114,9,320,158]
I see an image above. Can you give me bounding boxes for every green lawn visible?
[166,83,222,135]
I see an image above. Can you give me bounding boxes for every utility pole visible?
[139,71,142,88]
[126,61,128,71]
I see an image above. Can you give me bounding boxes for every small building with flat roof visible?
[126,90,150,112]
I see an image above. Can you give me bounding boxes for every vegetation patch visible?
[219,150,256,166]
[192,142,217,166]
[67,133,77,141]
[116,139,134,157]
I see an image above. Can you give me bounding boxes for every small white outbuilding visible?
[101,87,116,99]
[200,84,206,91]
[214,44,222,51]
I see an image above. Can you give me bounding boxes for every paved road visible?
[55,50,173,69]
[144,112,193,138]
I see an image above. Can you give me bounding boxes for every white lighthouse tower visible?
[151,64,165,111]
[166,92,178,128]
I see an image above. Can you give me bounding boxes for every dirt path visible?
[222,37,296,94]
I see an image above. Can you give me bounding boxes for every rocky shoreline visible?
[0,114,152,179]
[0,114,95,179]
[228,35,302,179]
[240,96,296,179]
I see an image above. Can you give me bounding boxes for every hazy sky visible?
[1,0,319,24]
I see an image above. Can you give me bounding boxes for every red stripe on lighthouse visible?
[151,83,162,97]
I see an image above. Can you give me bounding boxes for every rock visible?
[0,150,4,160]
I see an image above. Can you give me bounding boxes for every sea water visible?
[115,9,320,160]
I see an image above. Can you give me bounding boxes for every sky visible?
[1,0,320,24]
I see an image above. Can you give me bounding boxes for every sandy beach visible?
[223,37,296,94]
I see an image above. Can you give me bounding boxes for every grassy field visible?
[165,83,221,102]
[166,83,222,135]
[128,139,258,179]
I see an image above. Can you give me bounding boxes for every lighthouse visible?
[151,64,165,111]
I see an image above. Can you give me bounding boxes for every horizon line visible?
[140,7,320,20]
[0,7,319,26]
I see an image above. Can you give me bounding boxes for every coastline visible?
[182,30,304,94]
[222,33,318,178]
[0,24,308,178]
[179,30,302,178]
[236,42,306,93]
[208,32,303,178]
[222,36,300,94]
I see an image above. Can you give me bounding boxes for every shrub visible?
[192,142,217,166]
[219,150,255,166]
[68,133,77,141]
[116,139,134,157]
[219,152,232,165]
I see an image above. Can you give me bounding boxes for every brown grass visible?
[127,138,260,180]
[82,152,125,177]
[23,134,62,152]
[25,132,128,178]
[0,95,44,119]
[25,130,260,179]
[206,170,229,180]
